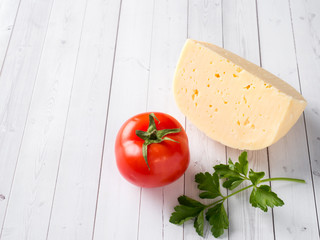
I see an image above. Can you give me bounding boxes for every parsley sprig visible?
[169,151,305,238]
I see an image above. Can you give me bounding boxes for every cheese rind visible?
[173,39,307,150]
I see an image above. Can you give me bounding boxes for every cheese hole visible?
[233,74,238,78]
[236,67,243,73]
[192,89,199,100]
[237,120,240,126]
[224,101,228,104]
[210,61,213,64]
[244,85,251,89]
[215,108,218,112]
[223,72,225,74]
[209,104,212,108]
[193,69,196,72]
[244,118,250,126]
[215,73,220,78]
[243,96,247,104]
[207,84,210,87]
[251,124,255,129]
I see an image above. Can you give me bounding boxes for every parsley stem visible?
[205,198,224,209]
[224,177,305,201]
[205,185,255,209]
[224,184,254,200]
[203,177,305,210]
[260,177,306,184]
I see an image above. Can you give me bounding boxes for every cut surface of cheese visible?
[173,39,307,150]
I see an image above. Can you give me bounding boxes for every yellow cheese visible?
[173,39,307,150]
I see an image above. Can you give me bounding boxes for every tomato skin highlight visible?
[115,112,190,188]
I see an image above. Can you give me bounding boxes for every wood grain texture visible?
[138,0,187,239]
[1,0,88,238]
[0,0,318,239]
[0,0,54,232]
[290,0,320,233]
[187,0,227,239]
[92,0,154,239]
[257,0,319,239]
[0,0,20,68]
[223,1,274,239]
[45,0,121,239]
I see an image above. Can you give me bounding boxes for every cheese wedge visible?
[173,39,307,150]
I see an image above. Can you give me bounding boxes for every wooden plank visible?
[257,0,319,239]
[92,0,154,239]
[186,0,227,239]
[45,0,121,239]
[0,0,54,230]
[0,0,20,67]
[0,0,88,238]
[223,0,274,239]
[137,0,187,239]
[290,0,320,232]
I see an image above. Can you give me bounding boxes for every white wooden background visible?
[0,0,319,239]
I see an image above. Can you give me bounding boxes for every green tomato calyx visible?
[135,113,181,170]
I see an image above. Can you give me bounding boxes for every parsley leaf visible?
[177,195,205,208]
[249,185,284,212]
[206,203,229,238]
[249,169,265,185]
[195,172,222,199]
[222,176,244,190]
[214,156,247,190]
[170,151,305,238]
[214,152,248,180]
[214,163,242,179]
[194,210,205,236]
[169,196,205,225]
[235,151,249,176]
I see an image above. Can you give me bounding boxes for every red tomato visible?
[115,112,190,188]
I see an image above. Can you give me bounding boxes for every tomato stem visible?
[135,113,181,170]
